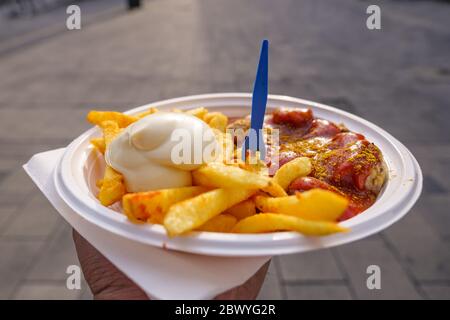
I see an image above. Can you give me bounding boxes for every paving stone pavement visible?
[0,0,449,300]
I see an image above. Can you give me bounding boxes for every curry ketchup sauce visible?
[229,107,386,221]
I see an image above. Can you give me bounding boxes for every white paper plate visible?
[54,93,422,257]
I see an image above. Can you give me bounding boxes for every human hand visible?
[73,229,269,300]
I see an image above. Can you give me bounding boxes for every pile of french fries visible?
[87,107,349,237]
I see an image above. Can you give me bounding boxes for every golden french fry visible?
[193,162,268,189]
[98,166,126,206]
[101,120,122,146]
[193,162,287,197]
[224,199,256,220]
[196,214,237,233]
[122,186,208,223]
[273,157,312,190]
[204,112,228,132]
[90,137,106,154]
[164,188,255,236]
[193,162,266,189]
[87,110,137,128]
[255,189,348,221]
[136,107,158,118]
[97,120,126,206]
[234,154,269,176]
[232,213,348,235]
[263,181,288,197]
[96,179,104,188]
[186,107,208,120]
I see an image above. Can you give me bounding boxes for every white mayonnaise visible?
[105,112,218,192]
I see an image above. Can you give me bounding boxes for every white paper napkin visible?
[23,149,270,300]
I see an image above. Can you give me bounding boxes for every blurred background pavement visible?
[0,0,449,299]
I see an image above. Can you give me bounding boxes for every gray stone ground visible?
[0,0,449,300]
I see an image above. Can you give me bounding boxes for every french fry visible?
[90,137,106,154]
[87,110,137,128]
[193,162,268,189]
[98,166,126,206]
[273,157,312,190]
[192,162,286,197]
[231,213,348,235]
[234,154,269,176]
[263,181,288,197]
[254,189,348,221]
[192,162,287,197]
[100,120,122,145]
[96,179,104,188]
[186,107,208,120]
[224,199,256,220]
[196,214,237,233]
[123,186,208,223]
[204,112,228,132]
[164,188,255,236]
[97,121,126,206]
[89,109,157,155]
[233,156,285,196]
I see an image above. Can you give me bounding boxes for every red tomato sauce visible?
[229,107,386,221]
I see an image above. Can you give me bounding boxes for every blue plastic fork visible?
[242,39,269,161]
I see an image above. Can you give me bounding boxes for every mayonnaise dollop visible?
[105,112,218,192]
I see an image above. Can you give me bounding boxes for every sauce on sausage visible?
[229,107,386,221]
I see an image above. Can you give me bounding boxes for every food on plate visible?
[123,186,208,223]
[90,137,106,154]
[87,110,137,128]
[87,108,158,128]
[192,161,269,189]
[272,156,312,190]
[163,188,255,236]
[254,189,348,221]
[232,213,348,235]
[196,214,237,233]
[224,199,257,220]
[97,121,126,206]
[106,112,218,192]
[228,107,387,221]
[192,161,287,197]
[203,112,228,132]
[87,105,386,237]
[185,107,208,119]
